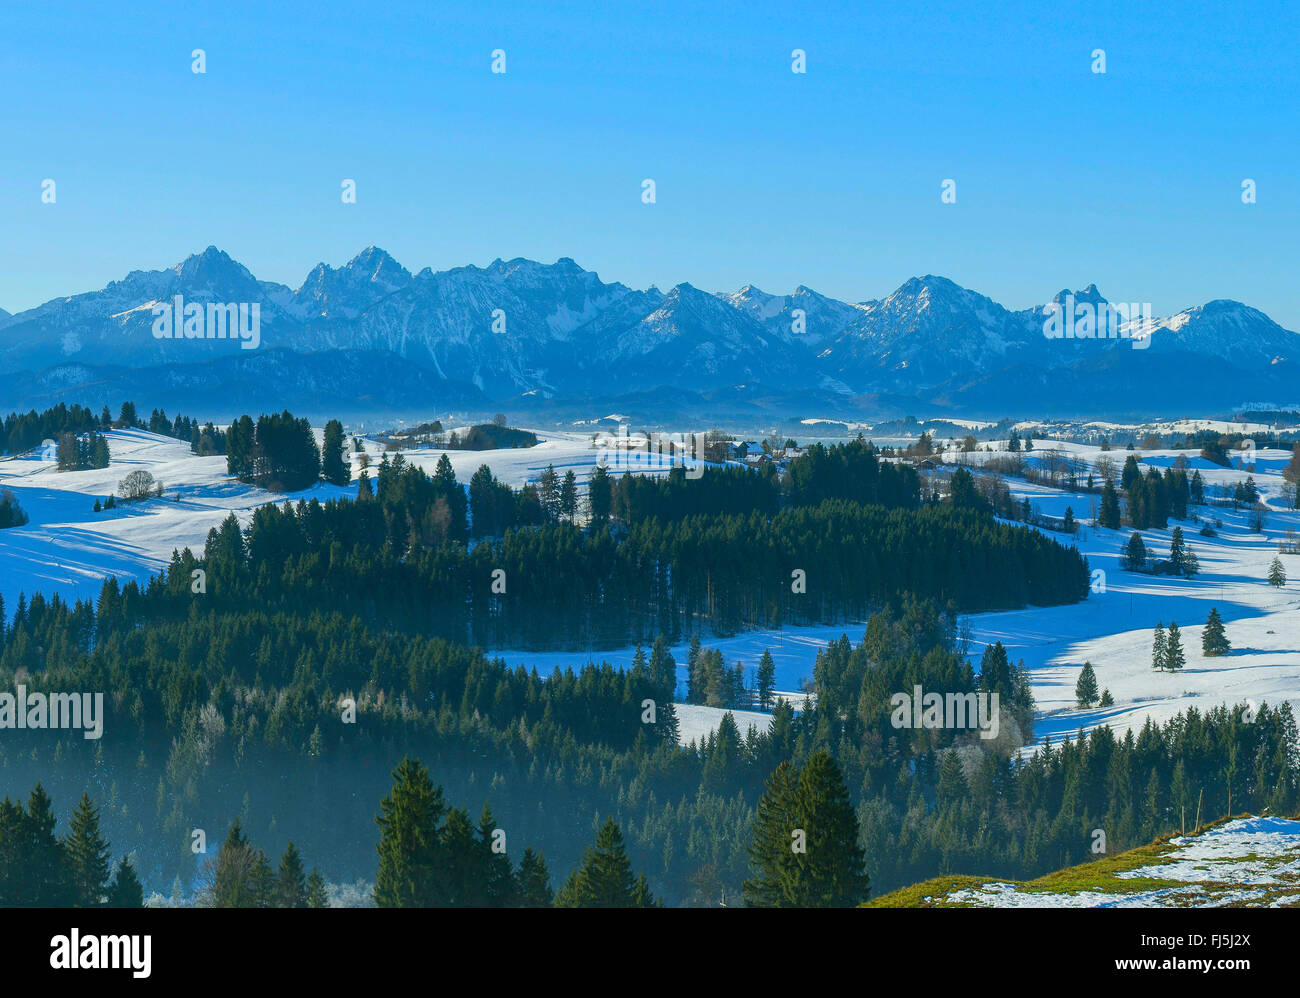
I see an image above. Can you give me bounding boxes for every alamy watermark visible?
[1042,296,1152,350]
[151,295,261,350]
[0,685,104,739]
[592,426,707,480]
[889,685,1000,739]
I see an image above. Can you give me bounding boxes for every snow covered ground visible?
[2,429,1296,755]
[960,444,1299,746]
[939,816,1300,907]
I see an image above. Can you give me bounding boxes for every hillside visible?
[866,815,1300,908]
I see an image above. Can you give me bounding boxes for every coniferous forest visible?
[0,415,1292,907]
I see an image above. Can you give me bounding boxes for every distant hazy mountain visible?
[0,247,1295,421]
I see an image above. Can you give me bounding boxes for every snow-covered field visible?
[939,816,1300,907]
[2,429,1296,756]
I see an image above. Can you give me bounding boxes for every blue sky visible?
[2,0,1297,326]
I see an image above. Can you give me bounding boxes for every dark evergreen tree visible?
[516,848,553,907]
[322,419,349,486]
[554,819,658,908]
[106,858,144,908]
[64,793,110,907]
[374,757,446,908]
[276,841,308,908]
[1075,661,1099,708]
[1202,607,1230,657]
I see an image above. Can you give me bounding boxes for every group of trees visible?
[1121,527,1199,577]
[181,494,1088,650]
[0,403,106,455]
[227,412,347,492]
[55,430,110,471]
[0,786,142,907]
[1,564,1296,904]
[200,821,328,908]
[374,757,660,908]
[0,490,27,529]
[1120,457,1191,529]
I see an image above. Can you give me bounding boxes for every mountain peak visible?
[173,246,253,284]
[1049,284,1108,308]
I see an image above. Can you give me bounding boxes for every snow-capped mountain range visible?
[1,246,1295,421]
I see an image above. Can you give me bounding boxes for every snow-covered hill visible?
[872,816,1300,907]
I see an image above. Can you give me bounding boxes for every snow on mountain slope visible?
[2,248,1297,415]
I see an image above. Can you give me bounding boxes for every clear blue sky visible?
[2,0,1297,327]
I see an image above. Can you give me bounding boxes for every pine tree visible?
[1202,607,1230,657]
[1168,526,1186,575]
[321,419,349,486]
[374,757,446,908]
[791,751,869,907]
[1152,623,1167,672]
[1099,688,1114,707]
[1099,480,1121,528]
[516,848,554,907]
[1269,556,1286,588]
[250,849,276,908]
[1165,622,1185,672]
[742,760,802,907]
[106,858,144,908]
[560,470,578,523]
[538,464,560,522]
[1075,661,1099,708]
[476,805,518,906]
[24,785,72,906]
[210,821,260,908]
[588,463,612,526]
[1123,531,1147,571]
[305,869,329,908]
[757,649,776,710]
[64,793,110,907]
[276,842,308,908]
[554,819,658,908]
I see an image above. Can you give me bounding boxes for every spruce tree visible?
[25,785,72,906]
[106,858,144,908]
[1152,623,1167,672]
[1168,526,1187,575]
[1123,531,1147,570]
[1075,661,1099,708]
[321,419,349,485]
[276,841,308,908]
[1202,607,1230,657]
[374,757,446,908]
[1269,556,1286,587]
[791,751,869,907]
[516,848,554,908]
[65,793,111,907]
[1099,480,1121,528]
[305,869,329,908]
[560,470,578,523]
[1165,622,1185,672]
[757,649,776,711]
[538,464,560,522]
[476,805,518,907]
[554,819,656,907]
